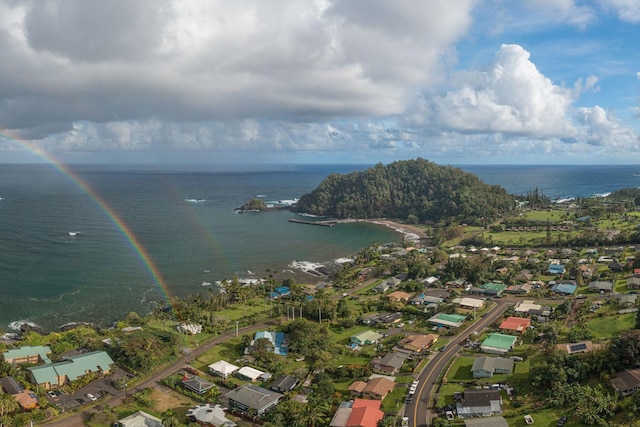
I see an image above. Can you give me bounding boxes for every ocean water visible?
[1,163,639,332]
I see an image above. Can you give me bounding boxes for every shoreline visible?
[336,218,429,242]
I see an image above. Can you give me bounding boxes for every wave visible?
[256,194,267,198]
[334,257,354,264]
[8,320,41,331]
[185,198,205,203]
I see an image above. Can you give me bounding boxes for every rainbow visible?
[0,129,172,301]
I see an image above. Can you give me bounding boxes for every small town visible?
[3,193,640,427]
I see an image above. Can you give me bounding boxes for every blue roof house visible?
[548,264,566,275]
[253,331,288,356]
[551,283,577,295]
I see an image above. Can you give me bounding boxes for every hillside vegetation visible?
[294,158,515,225]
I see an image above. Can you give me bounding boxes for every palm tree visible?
[0,392,18,418]
[303,401,329,427]
[161,408,180,427]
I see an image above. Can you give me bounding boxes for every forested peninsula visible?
[294,158,515,225]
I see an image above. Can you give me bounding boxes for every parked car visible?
[86,393,97,401]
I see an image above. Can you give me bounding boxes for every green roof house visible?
[28,351,114,389]
[480,333,518,354]
[481,282,507,296]
[3,346,52,365]
[428,313,467,328]
[350,330,384,346]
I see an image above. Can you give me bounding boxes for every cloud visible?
[598,0,640,23]
[576,105,639,146]
[525,0,596,28]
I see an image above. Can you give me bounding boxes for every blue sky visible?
[0,0,639,165]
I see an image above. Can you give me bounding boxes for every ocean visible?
[1,163,639,332]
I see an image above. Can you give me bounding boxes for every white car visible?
[86,393,97,401]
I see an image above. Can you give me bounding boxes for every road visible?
[407,299,514,427]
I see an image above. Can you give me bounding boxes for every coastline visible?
[336,218,428,242]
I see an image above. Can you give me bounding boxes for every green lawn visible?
[521,210,567,222]
[447,356,475,382]
[587,313,635,339]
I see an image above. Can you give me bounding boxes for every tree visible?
[0,392,18,418]
[161,408,181,427]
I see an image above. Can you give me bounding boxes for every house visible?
[479,282,507,296]
[588,280,614,293]
[373,275,405,293]
[386,291,412,303]
[617,294,638,308]
[1,376,38,410]
[182,374,214,394]
[515,271,533,282]
[396,334,438,355]
[480,333,517,354]
[249,331,288,356]
[269,375,298,393]
[186,404,237,427]
[452,297,485,310]
[411,294,444,305]
[456,389,502,418]
[329,399,384,427]
[209,360,240,379]
[226,384,283,415]
[119,411,163,427]
[471,356,514,378]
[2,345,52,365]
[27,351,114,390]
[236,366,266,382]
[499,317,532,334]
[610,368,640,396]
[609,261,625,273]
[550,282,577,295]
[547,263,566,275]
[570,265,592,280]
[556,341,601,355]
[350,330,384,346]
[628,277,640,289]
[514,301,542,315]
[428,313,466,328]
[361,312,402,326]
[363,377,395,400]
[370,352,407,375]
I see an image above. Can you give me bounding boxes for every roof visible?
[186,404,237,427]
[397,334,438,351]
[373,352,407,370]
[28,351,114,385]
[514,301,542,313]
[119,410,163,427]
[225,384,282,411]
[3,345,52,364]
[551,283,577,295]
[428,313,466,327]
[362,377,395,397]
[0,376,25,394]
[499,317,531,333]
[386,291,412,300]
[472,356,514,373]
[236,366,265,381]
[452,297,485,308]
[611,368,640,393]
[346,399,384,427]
[209,360,240,376]
[556,340,600,354]
[351,330,384,344]
[460,389,501,407]
[270,375,298,391]
[253,331,288,355]
[13,390,38,409]
[348,380,367,393]
[182,374,213,393]
[481,333,517,351]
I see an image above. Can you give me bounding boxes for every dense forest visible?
[294,158,515,225]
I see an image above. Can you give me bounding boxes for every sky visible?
[1,0,639,165]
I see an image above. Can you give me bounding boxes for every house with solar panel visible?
[556,340,601,355]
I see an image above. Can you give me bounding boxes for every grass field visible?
[587,312,635,339]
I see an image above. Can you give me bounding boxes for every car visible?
[86,393,97,401]
[401,417,409,426]
[76,398,85,404]
[405,397,413,404]
[556,416,568,426]
[445,410,455,420]
[47,391,57,398]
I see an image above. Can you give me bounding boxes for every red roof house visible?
[499,316,531,334]
[346,399,384,427]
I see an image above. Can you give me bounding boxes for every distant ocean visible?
[1,163,639,332]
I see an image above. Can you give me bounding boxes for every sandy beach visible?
[337,219,429,241]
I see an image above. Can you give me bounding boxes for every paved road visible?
[406,299,514,427]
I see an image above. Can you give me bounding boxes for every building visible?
[428,313,466,328]
[186,404,237,427]
[396,334,438,355]
[348,377,395,400]
[370,352,407,375]
[236,366,266,382]
[452,297,485,310]
[588,280,614,293]
[471,356,514,378]
[556,341,601,355]
[249,331,288,356]
[456,389,502,418]
[269,375,298,393]
[2,346,52,365]
[548,263,566,275]
[350,330,384,346]
[182,374,214,394]
[480,333,517,354]
[361,312,402,326]
[550,282,577,295]
[119,411,163,427]
[209,360,240,379]
[411,294,444,305]
[226,384,282,415]
[498,317,532,334]
[386,291,412,302]
[329,399,384,427]
[610,368,640,396]
[464,417,509,427]
[27,351,114,389]
[1,376,39,410]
